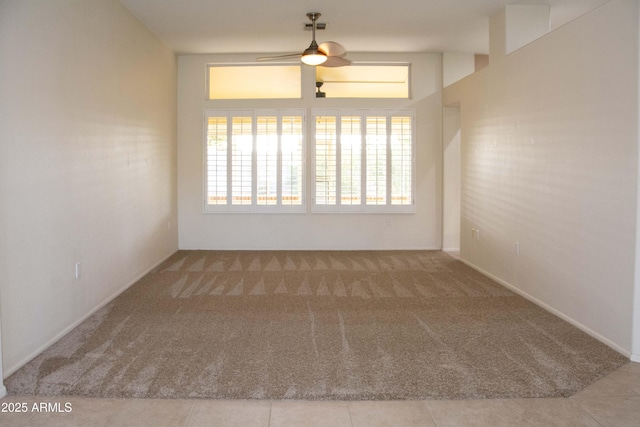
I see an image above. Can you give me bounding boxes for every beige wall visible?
[444,0,638,356]
[177,53,443,250]
[0,0,178,374]
[442,107,461,252]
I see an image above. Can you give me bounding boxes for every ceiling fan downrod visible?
[301,12,327,65]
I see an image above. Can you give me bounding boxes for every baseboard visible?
[631,354,640,363]
[3,250,178,378]
[459,258,632,359]
[179,245,444,251]
[0,385,6,399]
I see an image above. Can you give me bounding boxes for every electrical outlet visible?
[75,262,81,279]
[515,242,520,255]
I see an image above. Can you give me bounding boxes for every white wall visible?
[444,0,638,355]
[178,53,443,250]
[505,4,550,54]
[0,0,178,374]
[442,53,475,88]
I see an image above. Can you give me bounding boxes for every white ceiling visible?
[119,0,609,55]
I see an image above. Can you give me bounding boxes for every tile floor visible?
[0,362,638,426]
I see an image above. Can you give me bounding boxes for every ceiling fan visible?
[257,12,351,67]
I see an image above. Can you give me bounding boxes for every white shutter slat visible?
[314,116,337,205]
[391,116,412,205]
[231,116,253,205]
[281,115,303,206]
[340,116,362,205]
[256,116,278,205]
[365,116,387,205]
[206,116,228,205]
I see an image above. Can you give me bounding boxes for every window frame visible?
[203,109,306,213]
[311,109,416,214]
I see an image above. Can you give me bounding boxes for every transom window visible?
[204,110,305,212]
[207,65,301,99]
[313,109,415,213]
[315,64,410,98]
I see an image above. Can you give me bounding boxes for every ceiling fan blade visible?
[318,41,347,58]
[257,53,302,61]
[320,56,352,67]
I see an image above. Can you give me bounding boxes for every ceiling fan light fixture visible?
[301,46,327,65]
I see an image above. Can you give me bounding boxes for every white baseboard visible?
[4,250,177,378]
[459,258,632,359]
[631,354,640,363]
[0,385,6,399]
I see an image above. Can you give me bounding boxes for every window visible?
[313,110,415,213]
[315,64,410,98]
[205,110,305,212]
[207,65,301,99]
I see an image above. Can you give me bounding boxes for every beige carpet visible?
[6,250,628,400]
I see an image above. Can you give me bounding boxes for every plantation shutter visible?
[231,116,253,205]
[365,116,387,205]
[340,116,362,205]
[314,116,337,205]
[281,116,304,205]
[256,116,278,205]
[206,116,228,205]
[205,110,305,213]
[312,109,414,213]
[391,116,413,205]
